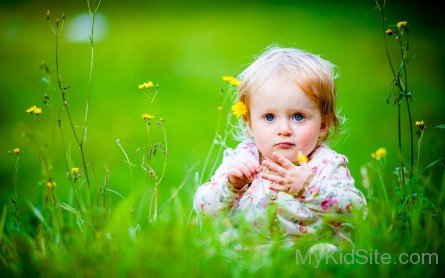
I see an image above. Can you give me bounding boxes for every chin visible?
[276,149,298,163]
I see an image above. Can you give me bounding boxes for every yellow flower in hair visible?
[231,101,247,118]
[229,78,240,87]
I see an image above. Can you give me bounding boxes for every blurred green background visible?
[1,0,444,207]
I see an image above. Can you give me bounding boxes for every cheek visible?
[250,129,267,143]
[298,127,321,145]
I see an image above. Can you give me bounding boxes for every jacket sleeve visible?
[301,154,367,218]
[193,145,248,217]
[298,153,367,244]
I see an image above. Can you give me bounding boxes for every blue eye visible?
[264,114,275,122]
[293,113,304,121]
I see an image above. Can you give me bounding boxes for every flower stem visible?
[378,161,389,206]
[53,10,94,227]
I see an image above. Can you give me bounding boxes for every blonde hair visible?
[235,46,340,142]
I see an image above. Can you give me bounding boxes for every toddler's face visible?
[247,75,327,163]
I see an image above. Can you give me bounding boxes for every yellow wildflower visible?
[371,147,387,161]
[46,181,56,189]
[142,113,155,120]
[217,106,223,111]
[139,81,154,90]
[71,167,79,174]
[376,148,386,158]
[13,148,20,155]
[231,101,247,118]
[397,21,407,30]
[33,107,42,115]
[26,105,42,115]
[415,120,426,138]
[415,120,425,129]
[385,29,394,36]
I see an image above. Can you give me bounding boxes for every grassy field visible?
[0,0,444,276]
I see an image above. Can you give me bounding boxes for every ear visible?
[246,120,254,137]
[319,121,328,138]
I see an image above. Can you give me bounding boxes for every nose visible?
[277,119,293,136]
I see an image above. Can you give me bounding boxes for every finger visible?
[296,151,309,166]
[273,151,294,170]
[244,160,261,178]
[233,161,254,181]
[260,172,284,184]
[269,183,288,193]
[228,167,244,180]
[288,186,303,197]
[262,160,286,177]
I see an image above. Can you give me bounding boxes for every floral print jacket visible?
[193,140,367,242]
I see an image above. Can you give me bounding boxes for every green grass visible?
[0,0,444,276]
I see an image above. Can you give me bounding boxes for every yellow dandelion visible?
[372,147,387,161]
[231,101,247,118]
[376,148,386,158]
[145,81,154,88]
[26,105,42,115]
[138,84,144,90]
[385,29,394,36]
[13,148,20,155]
[26,106,36,113]
[33,107,42,115]
[229,78,241,87]
[142,113,155,120]
[71,167,79,174]
[397,21,407,30]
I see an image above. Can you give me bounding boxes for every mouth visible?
[274,142,295,149]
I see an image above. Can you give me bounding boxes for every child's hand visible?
[227,159,261,190]
[261,151,312,197]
